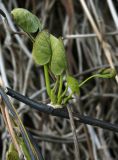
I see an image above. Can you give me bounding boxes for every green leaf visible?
[32,30,52,65]
[67,75,79,95]
[11,8,42,33]
[97,68,116,78]
[50,35,67,75]
[6,143,19,160]
[6,152,19,160]
[79,68,116,88]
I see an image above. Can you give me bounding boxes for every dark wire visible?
[6,87,69,118]
[5,87,118,133]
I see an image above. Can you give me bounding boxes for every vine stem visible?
[57,84,68,104]
[52,76,59,92]
[57,75,63,99]
[27,33,35,43]
[44,65,51,98]
[79,74,99,88]
[61,84,68,97]
[63,92,73,104]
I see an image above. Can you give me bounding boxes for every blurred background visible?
[0,0,118,159]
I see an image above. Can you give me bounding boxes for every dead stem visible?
[67,105,80,160]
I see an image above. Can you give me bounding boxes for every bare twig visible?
[79,0,118,83]
[67,105,80,160]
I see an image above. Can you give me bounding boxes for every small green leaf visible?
[6,143,19,160]
[79,68,116,88]
[67,75,79,95]
[11,8,42,33]
[50,35,67,75]
[98,68,116,78]
[6,152,19,160]
[32,31,52,65]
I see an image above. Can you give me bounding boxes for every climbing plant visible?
[11,8,116,108]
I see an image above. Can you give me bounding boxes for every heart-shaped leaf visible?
[32,30,52,65]
[67,75,79,95]
[50,35,67,75]
[97,68,116,78]
[11,8,42,33]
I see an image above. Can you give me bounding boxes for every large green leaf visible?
[32,30,52,65]
[11,8,42,33]
[67,75,79,95]
[50,35,67,75]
